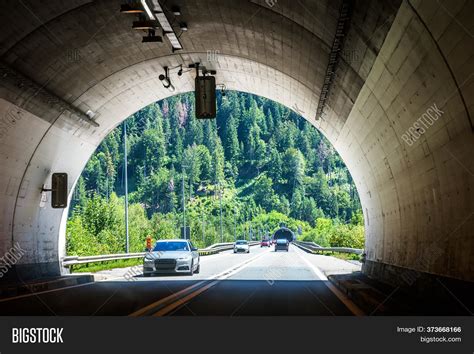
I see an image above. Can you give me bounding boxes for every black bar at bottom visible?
[0,317,472,354]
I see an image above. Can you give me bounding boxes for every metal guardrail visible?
[62,241,260,269]
[293,240,363,255]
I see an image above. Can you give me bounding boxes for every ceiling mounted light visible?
[142,36,163,42]
[86,110,96,119]
[159,67,175,92]
[171,6,181,15]
[140,0,154,19]
[142,29,162,43]
[217,84,227,99]
[132,20,159,30]
[120,3,145,14]
[203,69,217,76]
[148,0,184,51]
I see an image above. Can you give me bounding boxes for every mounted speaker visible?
[195,76,216,119]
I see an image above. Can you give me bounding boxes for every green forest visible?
[66,91,364,255]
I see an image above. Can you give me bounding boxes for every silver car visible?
[143,239,200,276]
[234,239,250,253]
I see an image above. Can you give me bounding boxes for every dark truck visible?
[272,227,294,251]
[275,238,289,252]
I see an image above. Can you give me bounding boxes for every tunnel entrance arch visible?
[66,91,362,256]
[272,228,295,243]
[0,0,472,289]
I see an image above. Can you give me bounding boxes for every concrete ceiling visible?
[0,0,472,284]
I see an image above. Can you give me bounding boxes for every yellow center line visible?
[129,248,270,316]
[152,280,219,316]
[128,280,208,317]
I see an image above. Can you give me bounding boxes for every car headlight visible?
[177,255,192,261]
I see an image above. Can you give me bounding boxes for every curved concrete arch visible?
[0,0,472,287]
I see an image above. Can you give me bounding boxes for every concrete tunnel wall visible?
[0,0,472,285]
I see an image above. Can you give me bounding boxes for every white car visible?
[143,239,200,276]
[234,240,250,253]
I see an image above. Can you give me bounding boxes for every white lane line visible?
[293,247,328,280]
[294,246,365,316]
[130,248,271,316]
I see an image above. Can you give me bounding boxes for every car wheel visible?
[195,262,200,274]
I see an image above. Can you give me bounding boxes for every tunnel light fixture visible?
[140,0,154,19]
[177,64,183,76]
[171,6,181,16]
[122,1,184,51]
[147,0,184,51]
[217,84,227,98]
[170,64,193,76]
[159,66,175,92]
[205,69,217,75]
[142,29,163,43]
[168,34,183,52]
[120,3,145,14]
[189,62,217,77]
[168,63,188,76]
[85,110,96,119]
[142,35,163,43]
[132,20,159,30]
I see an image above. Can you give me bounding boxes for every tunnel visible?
[0,0,473,295]
[272,228,295,242]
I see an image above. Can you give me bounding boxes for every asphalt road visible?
[0,245,360,316]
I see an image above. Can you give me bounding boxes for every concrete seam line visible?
[405,0,473,132]
[0,281,95,303]
[129,249,270,317]
[294,247,365,316]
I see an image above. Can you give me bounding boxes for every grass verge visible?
[320,252,361,261]
[70,258,143,273]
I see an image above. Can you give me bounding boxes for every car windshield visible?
[236,240,248,245]
[153,241,189,252]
